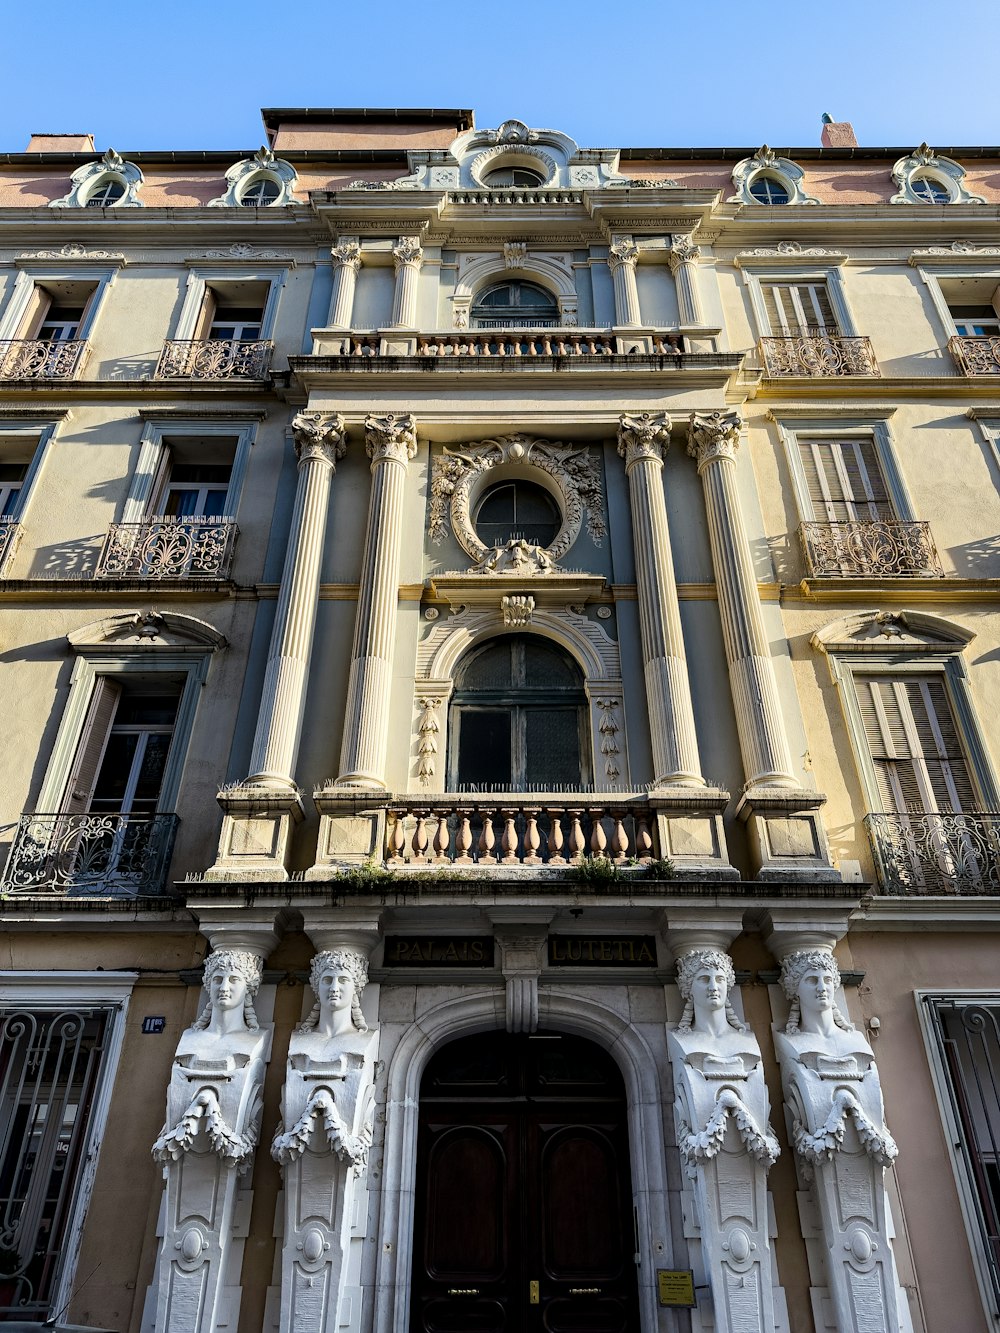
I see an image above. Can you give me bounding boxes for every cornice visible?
[764,405,898,420]
[783,578,1000,605]
[851,897,1000,931]
[750,375,991,401]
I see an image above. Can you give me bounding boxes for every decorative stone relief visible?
[503,240,528,268]
[617,411,672,467]
[392,236,424,269]
[203,241,281,259]
[607,235,640,270]
[473,540,554,575]
[19,242,124,259]
[744,240,829,257]
[667,233,701,270]
[428,433,606,568]
[501,593,535,627]
[596,697,622,784]
[913,239,1000,256]
[416,696,443,785]
[774,949,905,1333]
[292,411,347,467]
[365,412,417,465]
[729,146,819,206]
[481,119,540,146]
[50,148,143,209]
[495,929,547,1034]
[687,410,742,471]
[667,949,783,1333]
[331,239,362,271]
[890,144,985,205]
[150,949,272,1333]
[208,147,298,208]
[272,949,378,1333]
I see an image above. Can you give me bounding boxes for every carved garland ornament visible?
[429,433,606,568]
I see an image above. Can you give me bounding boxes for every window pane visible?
[524,708,582,788]
[456,710,512,788]
[475,480,560,549]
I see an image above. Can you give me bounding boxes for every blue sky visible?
[4,0,1000,153]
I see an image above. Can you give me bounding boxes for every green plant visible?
[573,855,621,885]
[645,857,677,879]
[335,858,393,891]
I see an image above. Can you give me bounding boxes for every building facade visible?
[1,107,1000,1333]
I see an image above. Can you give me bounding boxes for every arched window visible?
[472,280,559,329]
[449,636,589,790]
[482,166,545,188]
[748,174,790,205]
[475,479,560,549]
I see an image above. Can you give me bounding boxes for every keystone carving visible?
[503,240,528,268]
[292,411,347,467]
[686,410,742,470]
[365,412,417,464]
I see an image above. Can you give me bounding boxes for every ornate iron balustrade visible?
[447,189,584,206]
[949,334,1000,375]
[758,331,879,376]
[0,516,22,575]
[1,812,179,897]
[385,796,658,867]
[95,516,238,579]
[155,338,273,379]
[334,332,683,359]
[799,520,942,578]
[474,317,560,329]
[0,338,85,379]
[865,812,1000,895]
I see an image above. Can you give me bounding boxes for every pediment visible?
[811,609,974,653]
[68,610,227,652]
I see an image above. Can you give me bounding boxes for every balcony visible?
[155,338,273,380]
[949,334,1000,376]
[0,517,22,575]
[1,812,179,898]
[95,517,238,580]
[799,520,943,578]
[0,338,86,380]
[758,330,879,377]
[866,812,1000,895]
[335,330,683,359]
[386,795,658,868]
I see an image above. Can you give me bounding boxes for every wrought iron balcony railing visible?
[0,338,86,379]
[949,334,1000,375]
[866,812,1000,895]
[155,338,273,380]
[799,520,943,578]
[474,317,561,329]
[95,517,238,580]
[386,795,658,867]
[1,812,179,898]
[336,331,683,359]
[0,517,22,575]
[758,330,879,377]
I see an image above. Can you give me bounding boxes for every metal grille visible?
[0,1006,110,1319]
[758,333,879,376]
[0,340,85,380]
[950,335,1000,375]
[1,813,179,898]
[154,338,273,380]
[798,520,943,577]
[865,812,1000,894]
[95,518,238,580]
[924,997,1000,1303]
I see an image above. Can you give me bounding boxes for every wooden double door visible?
[410,1031,640,1333]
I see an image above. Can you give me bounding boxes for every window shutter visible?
[20,288,52,340]
[194,289,217,340]
[147,445,174,519]
[797,439,893,522]
[62,678,122,813]
[762,282,837,335]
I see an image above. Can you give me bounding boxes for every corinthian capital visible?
[392,236,424,269]
[292,411,348,467]
[365,412,417,465]
[687,410,742,471]
[617,411,672,467]
[331,238,362,272]
[668,232,701,271]
[607,234,639,271]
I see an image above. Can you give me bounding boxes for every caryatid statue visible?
[666,948,783,1333]
[150,948,273,1333]
[272,947,379,1333]
[774,948,904,1333]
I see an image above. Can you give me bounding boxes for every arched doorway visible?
[409,1030,640,1332]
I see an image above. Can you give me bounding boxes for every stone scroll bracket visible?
[489,911,553,1034]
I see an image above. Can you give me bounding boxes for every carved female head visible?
[194,949,262,1031]
[780,949,853,1034]
[675,949,745,1034]
[299,948,369,1034]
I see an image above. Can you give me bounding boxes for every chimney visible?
[26,133,96,153]
[820,114,858,149]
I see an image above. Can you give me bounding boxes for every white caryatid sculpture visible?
[666,948,783,1333]
[272,947,379,1333]
[150,948,273,1333]
[774,949,906,1333]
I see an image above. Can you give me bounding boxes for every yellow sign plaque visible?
[657,1269,696,1307]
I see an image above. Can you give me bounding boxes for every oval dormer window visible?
[240,176,281,207]
[482,166,545,188]
[85,177,126,207]
[472,281,559,329]
[748,174,790,205]
[910,174,953,204]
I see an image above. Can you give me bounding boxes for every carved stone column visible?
[150,938,277,1333]
[390,236,423,328]
[687,411,836,879]
[618,412,703,787]
[607,233,642,326]
[336,413,417,788]
[329,237,362,329]
[770,945,907,1333]
[667,233,704,325]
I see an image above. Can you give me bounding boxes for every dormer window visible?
[730,147,818,206]
[84,176,126,207]
[209,148,297,208]
[239,176,281,207]
[472,280,559,329]
[748,175,790,205]
[890,145,985,205]
[482,166,545,188]
[910,174,953,204]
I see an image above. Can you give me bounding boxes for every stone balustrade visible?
[0,338,86,379]
[155,338,273,379]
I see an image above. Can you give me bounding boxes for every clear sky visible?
[4,0,1000,153]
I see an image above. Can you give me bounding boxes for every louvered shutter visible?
[62,677,122,813]
[762,282,837,334]
[797,438,894,522]
[193,289,217,340]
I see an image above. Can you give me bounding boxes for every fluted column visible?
[668,233,704,325]
[607,233,642,326]
[618,413,703,785]
[337,413,417,787]
[247,412,346,787]
[390,237,423,328]
[687,411,797,787]
[329,238,361,328]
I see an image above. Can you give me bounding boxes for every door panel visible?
[425,1125,509,1280]
[538,1127,626,1278]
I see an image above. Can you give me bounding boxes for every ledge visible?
[852,896,1000,930]
[788,577,1000,604]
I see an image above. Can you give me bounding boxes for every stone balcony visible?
[1,812,179,898]
[95,517,239,580]
[798,520,943,578]
[0,517,22,575]
[758,330,880,377]
[154,338,273,380]
[866,811,1000,895]
[0,338,86,380]
[949,334,1000,375]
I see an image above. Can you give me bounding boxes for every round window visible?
[240,176,281,207]
[748,174,790,205]
[86,177,126,207]
[482,166,545,188]
[910,174,952,204]
[474,479,560,549]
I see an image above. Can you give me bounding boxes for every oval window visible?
[482,166,545,188]
[86,177,126,207]
[240,176,281,206]
[475,479,560,549]
[910,174,952,204]
[748,174,790,205]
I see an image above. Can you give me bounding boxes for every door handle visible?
[447,1288,480,1296]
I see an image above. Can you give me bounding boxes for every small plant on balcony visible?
[645,857,677,879]
[335,858,394,891]
[573,855,621,886]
